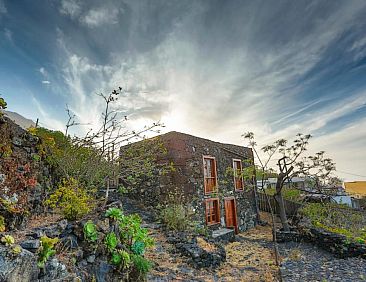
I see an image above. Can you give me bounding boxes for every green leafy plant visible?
[158,203,193,231]
[45,178,94,220]
[117,185,128,196]
[1,235,15,246]
[111,249,131,269]
[118,214,154,249]
[0,96,7,117]
[32,153,41,162]
[11,245,22,256]
[301,203,366,243]
[83,221,98,242]
[105,207,123,221]
[38,236,58,268]
[131,241,145,255]
[105,232,118,252]
[131,254,152,279]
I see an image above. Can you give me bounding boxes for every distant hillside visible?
[4,110,36,129]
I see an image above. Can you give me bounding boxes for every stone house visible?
[120,131,258,235]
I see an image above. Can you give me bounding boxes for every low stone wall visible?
[166,231,226,268]
[300,226,366,259]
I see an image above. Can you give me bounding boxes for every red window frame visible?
[203,156,218,194]
[205,198,220,225]
[233,159,244,191]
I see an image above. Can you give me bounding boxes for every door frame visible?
[224,197,238,234]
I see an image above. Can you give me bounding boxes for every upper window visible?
[205,198,220,225]
[203,156,217,194]
[233,159,244,190]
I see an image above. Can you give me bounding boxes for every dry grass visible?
[145,212,281,281]
[196,237,217,252]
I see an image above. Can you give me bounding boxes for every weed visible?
[38,236,58,268]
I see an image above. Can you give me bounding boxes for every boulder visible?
[0,244,39,282]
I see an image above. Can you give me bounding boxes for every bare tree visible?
[244,132,340,233]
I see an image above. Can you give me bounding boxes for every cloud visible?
[41,0,366,180]
[41,80,51,84]
[80,6,120,27]
[39,67,47,76]
[4,28,12,42]
[0,0,6,15]
[60,0,81,19]
[31,96,65,131]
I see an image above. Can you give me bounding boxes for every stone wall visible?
[0,117,52,230]
[120,131,258,233]
[297,220,366,259]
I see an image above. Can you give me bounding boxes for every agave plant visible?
[83,221,98,242]
[105,232,118,252]
[105,207,124,221]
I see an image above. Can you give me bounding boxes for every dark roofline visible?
[120,130,251,154]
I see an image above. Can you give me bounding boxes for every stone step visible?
[212,228,235,242]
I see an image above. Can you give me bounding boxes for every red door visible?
[225,198,238,234]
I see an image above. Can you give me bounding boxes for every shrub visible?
[131,254,152,279]
[38,236,58,268]
[118,214,154,249]
[300,203,366,243]
[131,241,145,255]
[45,178,94,220]
[158,203,192,231]
[266,187,301,201]
[83,221,98,242]
[11,245,22,256]
[1,235,15,246]
[111,249,131,269]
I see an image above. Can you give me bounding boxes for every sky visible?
[0,0,366,181]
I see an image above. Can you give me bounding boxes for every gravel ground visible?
[279,241,366,282]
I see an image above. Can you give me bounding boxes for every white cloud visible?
[4,28,12,42]
[80,7,119,27]
[0,0,6,15]
[31,96,65,131]
[41,80,51,84]
[39,67,47,76]
[60,0,81,19]
[53,1,366,181]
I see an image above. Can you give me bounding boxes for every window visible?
[205,198,220,225]
[203,156,217,194]
[233,159,244,190]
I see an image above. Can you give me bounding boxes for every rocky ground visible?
[123,198,280,282]
[279,241,366,282]
[4,198,365,282]
[124,201,366,282]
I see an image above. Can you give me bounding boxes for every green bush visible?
[105,207,123,221]
[266,187,302,201]
[1,235,15,246]
[105,232,118,252]
[45,178,94,220]
[83,221,98,242]
[158,203,192,231]
[38,236,58,268]
[300,203,366,244]
[99,209,154,276]
[131,254,152,279]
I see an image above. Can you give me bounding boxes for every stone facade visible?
[120,131,258,233]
